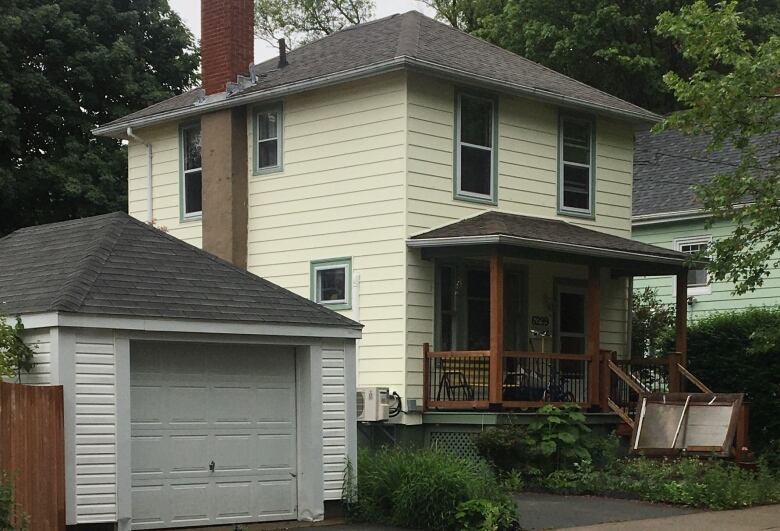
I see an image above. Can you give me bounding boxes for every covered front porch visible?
[408,211,695,414]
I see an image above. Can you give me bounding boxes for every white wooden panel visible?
[130,342,297,529]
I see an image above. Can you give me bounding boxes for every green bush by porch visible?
[345,447,518,530]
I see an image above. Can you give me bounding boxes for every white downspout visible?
[126,127,153,222]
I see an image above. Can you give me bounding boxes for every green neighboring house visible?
[632,129,780,318]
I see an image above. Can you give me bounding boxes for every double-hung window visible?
[676,237,711,295]
[455,93,496,202]
[311,258,351,310]
[180,123,202,218]
[559,117,594,215]
[254,105,283,173]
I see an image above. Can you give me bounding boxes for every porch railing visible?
[423,344,691,413]
[423,344,595,410]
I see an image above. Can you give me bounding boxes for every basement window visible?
[254,104,283,174]
[455,92,497,203]
[311,258,351,310]
[559,116,595,216]
[180,123,202,218]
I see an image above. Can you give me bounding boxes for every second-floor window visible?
[676,237,711,295]
[311,258,352,310]
[559,117,594,215]
[181,123,202,217]
[254,105,283,173]
[456,93,496,203]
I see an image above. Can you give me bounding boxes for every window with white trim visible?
[312,258,351,310]
[676,237,710,291]
[181,124,202,217]
[255,105,282,172]
[559,117,594,214]
[456,93,496,202]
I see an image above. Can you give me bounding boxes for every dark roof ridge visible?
[50,214,129,312]
[396,10,422,57]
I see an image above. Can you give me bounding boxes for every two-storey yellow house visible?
[95,8,693,450]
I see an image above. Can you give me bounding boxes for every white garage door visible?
[130,342,297,529]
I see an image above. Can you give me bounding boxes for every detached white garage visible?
[0,213,361,530]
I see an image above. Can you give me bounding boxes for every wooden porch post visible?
[586,265,601,408]
[489,253,504,406]
[675,270,688,367]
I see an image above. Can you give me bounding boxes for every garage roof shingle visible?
[0,212,360,329]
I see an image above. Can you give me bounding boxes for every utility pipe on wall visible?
[126,127,153,223]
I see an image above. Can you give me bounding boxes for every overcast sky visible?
[169,0,436,62]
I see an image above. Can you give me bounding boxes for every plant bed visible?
[344,447,520,530]
[530,457,780,510]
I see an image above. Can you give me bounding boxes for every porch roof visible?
[407,211,693,270]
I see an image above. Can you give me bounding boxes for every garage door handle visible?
[209,460,215,472]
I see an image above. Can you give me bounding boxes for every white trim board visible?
[17,312,362,338]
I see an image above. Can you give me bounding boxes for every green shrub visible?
[350,447,515,530]
[455,498,519,531]
[0,473,26,530]
[540,457,780,509]
[474,405,602,475]
[679,308,780,451]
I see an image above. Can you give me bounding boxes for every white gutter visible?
[632,209,710,226]
[94,56,659,137]
[406,234,687,265]
[126,127,153,222]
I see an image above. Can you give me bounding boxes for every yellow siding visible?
[127,123,202,247]
[404,73,632,400]
[246,72,409,394]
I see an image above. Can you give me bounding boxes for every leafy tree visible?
[254,0,374,47]
[631,287,675,358]
[0,316,35,383]
[656,0,780,295]
[0,0,199,237]
[424,0,778,114]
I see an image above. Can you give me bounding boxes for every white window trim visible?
[180,123,202,219]
[455,92,496,203]
[254,105,283,174]
[558,116,594,216]
[312,258,352,310]
[673,235,712,296]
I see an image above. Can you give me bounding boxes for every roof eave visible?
[406,234,687,266]
[93,56,659,137]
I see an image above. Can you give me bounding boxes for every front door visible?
[554,283,588,400]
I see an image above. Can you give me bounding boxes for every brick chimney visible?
[201,0,254,95]
[200,0,253,268]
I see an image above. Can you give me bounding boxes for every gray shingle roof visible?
[633,129,780,218]
[96,11,658,134]
[409,211,689,263]
[0,212,361,329]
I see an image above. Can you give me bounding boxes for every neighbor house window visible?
[559,116,594,215]
[254,104,283,173]
[676,237,711,295]
[311,258,351,310]
[455,92,496,202]
[180,123,202,217]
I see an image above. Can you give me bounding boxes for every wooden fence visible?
[0,381,65,531]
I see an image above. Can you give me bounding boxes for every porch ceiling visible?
[408,211,696,275]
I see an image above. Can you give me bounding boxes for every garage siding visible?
[322,340,348,500]
[20,328,52,385]
[75,329,118,523]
